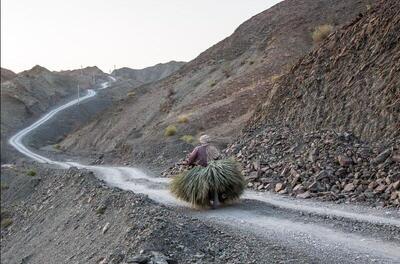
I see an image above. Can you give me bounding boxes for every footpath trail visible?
[8,78,400,264]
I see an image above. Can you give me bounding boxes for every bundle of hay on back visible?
[170,158,246,208]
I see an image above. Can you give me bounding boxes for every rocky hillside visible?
[60,0,371,168]
[58,66,109,90]
[0,65,108,162]
[112,61,185,87]
[250,0,399,141]
[0,68,17,83]
[224,0,399,207]
[0,165,310,263]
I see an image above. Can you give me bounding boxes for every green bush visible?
[1,218,13,228]
[164,125,177,137]
[27,170,36,177]
[180,135,194,144]
[312,24,334,43]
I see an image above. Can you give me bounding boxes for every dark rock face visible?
[250,0,400,142]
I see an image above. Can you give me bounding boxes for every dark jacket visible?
[187,144,220,167]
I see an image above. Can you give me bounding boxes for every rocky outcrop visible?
[112,61,185,86]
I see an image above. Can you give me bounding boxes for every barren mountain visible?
[60,0,372,168]
[58,66,109,90]
[0,68,17,83]
[223,0,399,206]
[112,61,185,87]
[0,65,108,161]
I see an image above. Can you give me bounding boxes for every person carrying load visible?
[170,135,245,209]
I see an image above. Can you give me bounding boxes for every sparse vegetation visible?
[1,218,13,228]
[312,24,334,43]
[96,206,106,215]
[0,182,9,190]
[178,114,189,124]
[210,80,218,87]
[54,144,61,150]
[180,135,194,144]
[164,125,177,137]
[270,74,283,83]
[127,91,136,97]
[249,60,255,65]
[27,170,37,177]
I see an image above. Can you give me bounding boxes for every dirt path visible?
[6,79,400,264]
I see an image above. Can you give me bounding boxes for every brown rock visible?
[368,181,378,189]
[392,180,400,190]
[343,183,355,192]
[392,152,400,163]
[371,148,391,165]
[338,155,353,167]
[297,191,311,199]
[275,183,284,192]
[374,184,386,194]
[390,191,399,200]
[293,184,305,194]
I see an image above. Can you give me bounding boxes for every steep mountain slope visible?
[250,0,399,141]
[0,68,17,82]
[0,65,108,162]
[61,0,371,168]
[112,61,185,87]
[225,0,399,206]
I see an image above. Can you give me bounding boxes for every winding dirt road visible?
[8,78,400,264]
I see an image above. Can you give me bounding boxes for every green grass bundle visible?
[170,159,246,208]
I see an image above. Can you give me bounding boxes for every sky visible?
[1,0,282,73]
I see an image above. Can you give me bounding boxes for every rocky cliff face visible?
[112,61,185,87]
[60,0,371,168]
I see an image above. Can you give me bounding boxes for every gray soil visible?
[1,164,314,264]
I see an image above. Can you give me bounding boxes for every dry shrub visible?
[178,114,189,124]
[127,91,136,97]
[312,24,334,43]
[27,170,36,177]
[1,218,13,228]
[180,135,194,144]
[164,125,177,137]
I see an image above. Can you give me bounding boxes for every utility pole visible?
[77,84,80,105]
[78,65,83,105]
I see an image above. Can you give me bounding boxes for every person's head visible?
[199,134,211,144]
